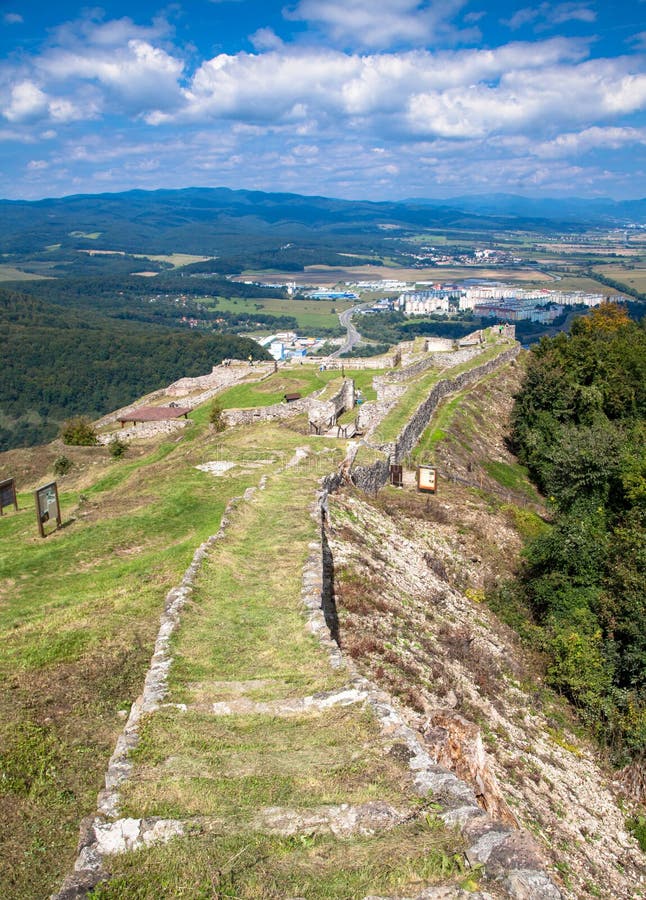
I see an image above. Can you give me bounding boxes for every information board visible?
[0,478,18,514]
[35,481,61,537]
[417,465,437,494]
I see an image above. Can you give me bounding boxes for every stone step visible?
[165,685,367,716]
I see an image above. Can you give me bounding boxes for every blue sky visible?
[1,0,645,200]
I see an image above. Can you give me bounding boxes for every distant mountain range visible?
[1,187,644,257]
[408,193,646,224]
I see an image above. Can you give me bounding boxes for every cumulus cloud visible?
[1,79,92,124]
[142,38,646,151]
[406,58,646,139]
[49,14,173,49]
[148,37,588,128]
[0,11,185,126]
[531,126,646,157]
[37,39,185,114]
[4,12,23,24]
[286,0,476,50]
[0,8,644,200]
[2,81,49,123]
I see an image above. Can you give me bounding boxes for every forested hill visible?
[2,186,635,257]
[0,287,268,451]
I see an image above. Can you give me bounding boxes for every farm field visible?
[134,253,211,267]
[0,265,51,281]
[242,264,557,286]
[204,295,354,331]
[593,264,646,294]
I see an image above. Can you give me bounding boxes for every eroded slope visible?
[326,365,646,899]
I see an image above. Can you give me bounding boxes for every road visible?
[330,304,368,357]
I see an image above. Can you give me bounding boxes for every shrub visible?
[108,438,127,459]
[209,401,226,433]
[60,416,97,446]
[53,456,73,476]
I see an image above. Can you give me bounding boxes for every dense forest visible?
[0,287,269,450]
[8,274,323,335]
[507,304,646,768]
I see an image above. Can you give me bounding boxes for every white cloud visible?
[4,12,23,24]
[532,126,646,157]
[150,37,587,129]
[37,40,185,114]
[2,81,49,123]
[250,28,284,51]
[49,14,173,50]
[286,0,475,50]
[406,58,646,139]
[503,2,596,31]
[0,9,643,200]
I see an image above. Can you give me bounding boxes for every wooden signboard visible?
[417,465,437,494]
[35,481,62,537]
[0,478,18,515]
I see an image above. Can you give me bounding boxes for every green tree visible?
[60,416,97,446]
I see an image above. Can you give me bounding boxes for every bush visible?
[108,437,127,459]
[628,815,646,853]
[60,416,97,446]
[209,401,226,433]
[53,455,73,476]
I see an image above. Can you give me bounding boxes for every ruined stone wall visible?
[167,362,273,397]
[393,345,520,463]
[424,337,454,352]
[308,379,356,431]
[350,457,391,494]
[96,419,188,444]
[298,354,397,370]
[348,345,520,493]
[223,397,311,426]
[383,346,483,384]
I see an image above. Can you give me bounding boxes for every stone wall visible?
[298,353,398,370]
[393,345,519,463]
[348,344,520,494]
[308,379,356,432]
[224,396,312,427]
[350,457,390,494]
[166,362,272,397]
[383,345,484,384]
[424,337,454,352]
[96,419,188,444]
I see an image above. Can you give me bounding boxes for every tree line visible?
[0,287,269,451]
[507,304,645,766]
